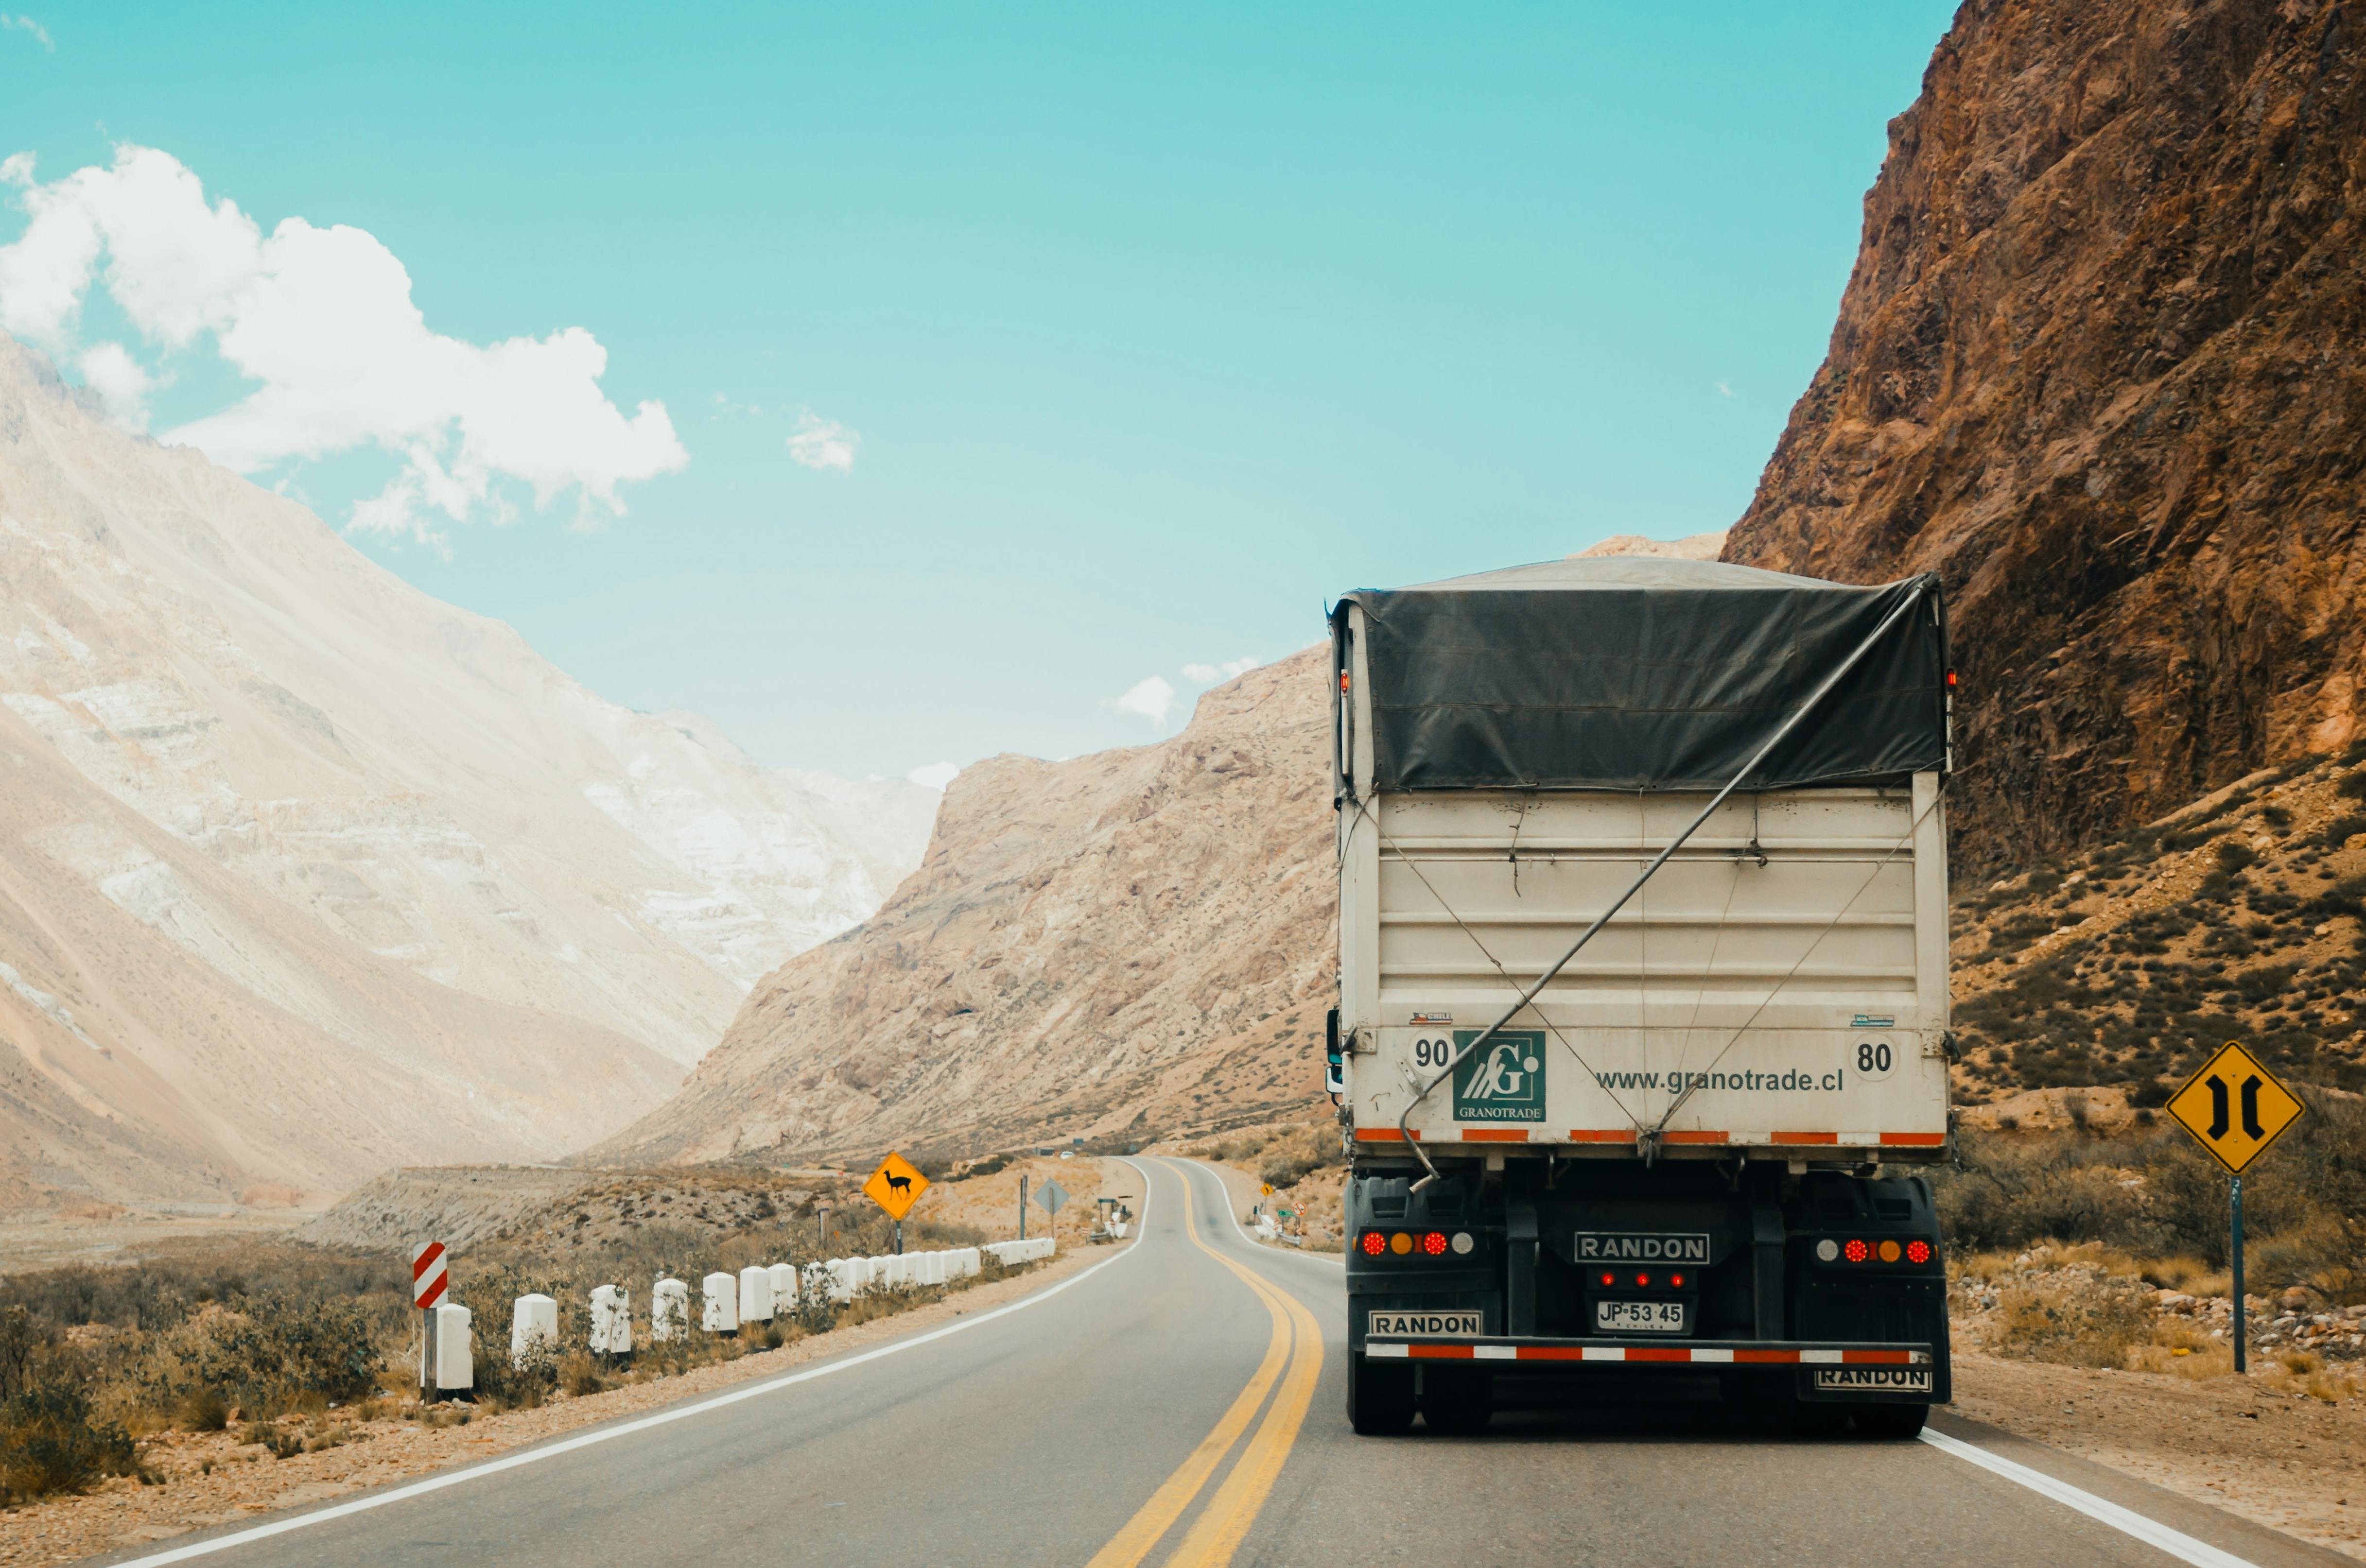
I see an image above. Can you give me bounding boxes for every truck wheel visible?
[1348,1354,1415,1435]
[1851,1402,1929,1439]
[1420,1365,1492,1435]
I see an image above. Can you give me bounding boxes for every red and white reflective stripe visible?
[1357,1128,1945,1147]
[1365,1342,1926,1365]
[411,1241,448,1310]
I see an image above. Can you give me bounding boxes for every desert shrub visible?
[0,1382,137,1502]
[155,1292,381,1417]
[1257,1127,1345,1190]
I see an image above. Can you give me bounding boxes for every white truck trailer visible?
[1328,556,1954,1437]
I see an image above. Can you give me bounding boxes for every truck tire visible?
[1347,1353,1415,1435]
[1420,1364,1493,1435]
[1851,1402,1929,1440]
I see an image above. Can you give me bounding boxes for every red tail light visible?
[1634,1273,1651,1288]
[1843,1238,1869,1263]
[1670,1272,1686,1289]
[1360,1231,1386,1257]
[1421,1231,1447,1256]
[1906,1239,1932,1264]
[1599,1271,1614,1288]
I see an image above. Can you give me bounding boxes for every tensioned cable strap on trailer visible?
[1383,580,1933,1191]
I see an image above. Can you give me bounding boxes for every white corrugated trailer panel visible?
[1340,781,1948,1153]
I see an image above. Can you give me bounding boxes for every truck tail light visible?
[1421,1231,1447,1256]
[1599,1271,1614,1288]
[1390,1232,1412,1255]
[1878,1240,1902,1263]
[1906,1239,1932,1265]
[1360,1231,1386,1257]
[1670,1272,1686,1289]
[1634,1273,1651,1288]
[1843,1238,1869,1263]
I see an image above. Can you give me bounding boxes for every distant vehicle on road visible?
[1328,557,1953,1438]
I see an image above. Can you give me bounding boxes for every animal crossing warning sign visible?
[863,1151,931,1221]
[2167,1041,2306,1175]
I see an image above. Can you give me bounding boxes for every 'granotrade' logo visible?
[1575,1232,1709,1262]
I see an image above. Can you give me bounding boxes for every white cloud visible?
[1182,656,1260,684]
[786,412,858,473]
[76,341,150,430]
[906,762,960,791]
[0,15,50,49]
[0,144,687,548]
[1715,380,1736,398]
[1113,675,1176,724]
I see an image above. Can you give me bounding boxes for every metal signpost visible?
[1034,1178,1069,1232]
[863,1152,930,1254]
[411,1241,448,1398]
[1018,1173,1029,1241]
[816,1198,832,1252]
[2164,1041,2306,1374]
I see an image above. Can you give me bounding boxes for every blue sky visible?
[0,2,1956,782]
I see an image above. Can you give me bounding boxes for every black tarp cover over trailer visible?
[1331,557,1948,793]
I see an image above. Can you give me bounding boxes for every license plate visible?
[1594,1299,1686,1333]
[1813,1366,1931,1394]
[1368,1310,1482,1337]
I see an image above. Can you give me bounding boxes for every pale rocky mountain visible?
[602,648,1340,1165]
[0,337,932,1201]
[1574,530,1727,561]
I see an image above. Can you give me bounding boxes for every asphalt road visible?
[110,1158,2349,1568]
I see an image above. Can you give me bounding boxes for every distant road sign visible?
[863,1152,931,1221]
[2167,1041,2305,1174]
[411,1241,448,1310]
[1034,1179,1070,1217]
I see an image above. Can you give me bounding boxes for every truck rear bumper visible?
[1365,1336,1931,1370]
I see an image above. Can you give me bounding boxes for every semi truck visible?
[1327,556,1954,1438]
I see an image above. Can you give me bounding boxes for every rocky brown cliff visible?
[1727,0,2366,869]
[600,650,1339,1164]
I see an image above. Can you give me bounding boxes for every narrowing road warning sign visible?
[2166,1041,2305,1174]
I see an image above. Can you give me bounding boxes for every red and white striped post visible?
[412,1241,448,1399]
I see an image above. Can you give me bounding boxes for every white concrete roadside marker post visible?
[411,1240,450,1400]
[511,1293,557,1369]
[738,1264,774,1326]
[591,1284,631,1357]
[811,1260,840,1307]
[433,1302,474,1395]
[702,1271,739,1334]
[768,1262,798,1316]
[825,1258,853,1303]
[651,1277,689,1342]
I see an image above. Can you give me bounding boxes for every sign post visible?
[1034,1178,1069,1233]
[1018,1173,1029,1241]
[2165,1041,2306,1376]
[862,1152,930,1255]
[816,1198,832,1253]
[411,1241,448,1399]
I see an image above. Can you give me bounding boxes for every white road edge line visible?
[115,1167,1157,1568]
[1921,1428,2260,1568]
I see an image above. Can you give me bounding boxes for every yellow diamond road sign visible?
[2166,1041,2306,1174]
[863,1151,931,1221]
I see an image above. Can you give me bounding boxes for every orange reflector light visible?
[1843,1238,1869,1263]
[1390,1232,1412,1255]
[1339,672,1350,692]
[1422,1231,1447,1256]
[1906,1239,1932,1265]
[1946,669,1958,688]
[1879,1239,1902,1263]
[1360,1231,1386,1257]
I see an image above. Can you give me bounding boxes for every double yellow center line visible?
[1085,1165,1324,1568]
